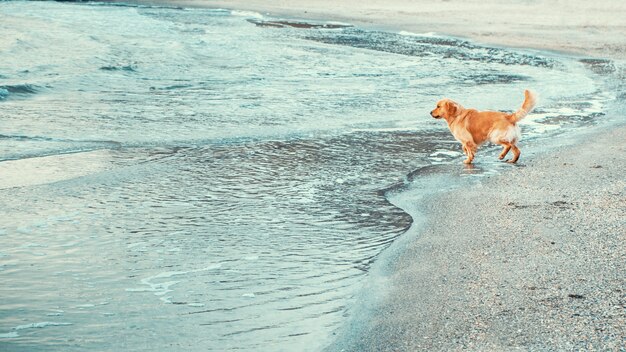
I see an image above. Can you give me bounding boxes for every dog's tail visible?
[511,89,536,122]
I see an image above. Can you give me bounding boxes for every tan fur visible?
[430,90,536,164]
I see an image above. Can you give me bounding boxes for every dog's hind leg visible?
[507,144,521,163]
[498,142,512,160]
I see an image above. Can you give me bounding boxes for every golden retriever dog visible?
[430,90,536,164]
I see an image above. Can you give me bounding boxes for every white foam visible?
[125,287,150,293]
[0,332,19,338]
[14,322,73,330]
[230,10,264,19]
[151,271,188,280]
[556,107,578,115]
[430,150,462,158]
[154,281,180,296]
[60,241,78,248]
[126,264,222,301]
[399,30,438,37]
[74,304,95,309]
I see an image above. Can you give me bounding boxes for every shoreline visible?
[114,0,626,349]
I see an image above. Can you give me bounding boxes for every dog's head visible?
[430,99,460,120]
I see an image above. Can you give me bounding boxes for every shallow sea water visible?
[0,1,617,351]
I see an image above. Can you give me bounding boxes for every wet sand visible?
[123,0,625,349]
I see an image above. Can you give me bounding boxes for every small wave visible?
[579,58,616,75]
[125,264,222,302]
[398,30,438,37]
[99,64,137,72]
[0,321,74,338]
[0,332,19,339]
[0,134,123,162]
[459,73,529,85]
[0,134,63,142]
[63,1,185,10]
[150,84,194,91]
[0,84,40,100]
[305,29,555,68]
[14,322,73,330]
[231,10,264,19]
[0,133,121,146]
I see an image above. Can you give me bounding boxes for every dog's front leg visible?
[462,142,476,164]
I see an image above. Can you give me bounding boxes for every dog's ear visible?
[445,101,458,118]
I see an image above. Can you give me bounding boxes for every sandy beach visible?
[111,0,626,349]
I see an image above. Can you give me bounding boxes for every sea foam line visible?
[230,10,264,19]
[125,264,222,301]
[0,321,74,339]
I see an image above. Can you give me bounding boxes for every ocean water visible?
[0,1,616,351]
